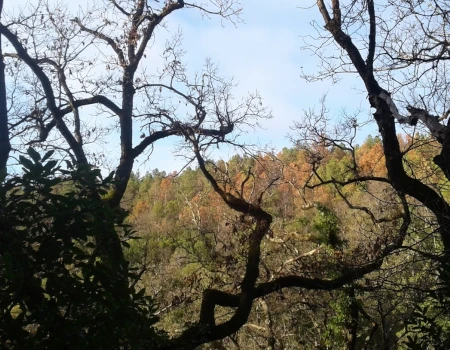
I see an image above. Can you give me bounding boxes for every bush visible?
[0,149,163,349]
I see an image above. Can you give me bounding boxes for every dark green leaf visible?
[41,150,55,162]
[19,155,34,170]
[27,147,41,162]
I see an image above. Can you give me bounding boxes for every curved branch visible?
[132,0,185,70]
[166,142,272,348]
[60,95,123,117]
[316,0,450,252]
[194,143,269,219]
[132,129,177,158]
[0,24,87,164]
[136,83,198,108]
[305,176,390,189]
[35,57,83,143]
[167,192,410,349]
[332,182,403,225]
[110,0,130,17]
[71,18,126,66]
[366,0,376,70]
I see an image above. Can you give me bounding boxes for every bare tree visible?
[1,0,439,347]
[298,0,450,256]
[164,1,450,346]
[0,0,247,203]
[150,110,411,348]
[0,0,254,296]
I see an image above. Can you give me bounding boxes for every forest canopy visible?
[1,0,450,349]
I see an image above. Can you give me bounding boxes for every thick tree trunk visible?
[0,0,11,171]
[434,138,450,181]
[316,0,450,256]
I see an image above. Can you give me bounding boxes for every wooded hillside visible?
[123,134,449,349]
[2,0,450,349]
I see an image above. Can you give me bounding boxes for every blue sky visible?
[6,1,375,173]
[144,0,373,172]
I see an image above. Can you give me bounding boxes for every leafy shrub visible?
[403,262,450,349]
[0,149,163,349]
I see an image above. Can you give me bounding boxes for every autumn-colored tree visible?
[4,0,450,348]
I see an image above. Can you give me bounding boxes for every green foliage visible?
[0,148,163,349]
[312,204,346,249]
[322,292,354,348]
[119,142,449,348]
[403,301,450,349]
[284,217,310,232]
[365,134,381,149]
[403,263,450,349]
[280,147,298,163]
[323,157,352,183]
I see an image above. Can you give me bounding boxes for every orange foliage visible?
[358,143,386,176]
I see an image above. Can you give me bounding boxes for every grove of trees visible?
[1,0,450,349]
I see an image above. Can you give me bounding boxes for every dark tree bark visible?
[0,0,11,171]
[0,0,244,287]
[315,0,450,255]
[1,1,431,348]
[160,142,411,349]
